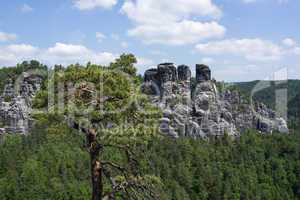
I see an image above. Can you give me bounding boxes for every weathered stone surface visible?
[196,64,211,82]
[177,65,191,81]
[276,118,289,133]
[142,68,161,95]
[144,68,159,84]
[0,73,43,134]
[143,63,289,138]
[158,63,177,83]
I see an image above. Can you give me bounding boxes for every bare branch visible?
[102,161,126,172]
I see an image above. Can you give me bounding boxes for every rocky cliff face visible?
[142,63,289,138]
[0,73,43,135]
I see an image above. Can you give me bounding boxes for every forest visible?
[0,115,299,200]
[0,56,299,200]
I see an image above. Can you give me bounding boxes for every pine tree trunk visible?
[68,120,103,200]
[87,129,103,200]
[91,154,103,200]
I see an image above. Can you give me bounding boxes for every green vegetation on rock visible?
[0,57,299,199]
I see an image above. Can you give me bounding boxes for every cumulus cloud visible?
[0,31,17,42]
[121,0,225,45]
[128,20,225,45]
[122,0,222,24]
[242,0,288,4]
[282,38,296,47]
[74,0,117,10]
[6,44,38,55]
[0,42,155,75]
[293,47,300,55]
[121,41,129,48]
[0,43,116,67]
[20,4,33,13]
[195,38,284,61]
[0,44,39,66]
[96,32,106,43]
[42,43,116,65]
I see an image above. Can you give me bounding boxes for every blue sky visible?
[0,0,299,81]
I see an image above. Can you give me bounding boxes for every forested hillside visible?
[231,80,300,130]
[1,115,299,200]
[232,80,300,108]
[0,58,299,200]
[0,60,47,93]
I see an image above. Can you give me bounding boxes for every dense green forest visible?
[0,60,47,93]
[0,115,299,199]
[231,80,300,109]
[0,58,299,199]
[231,80,300,130]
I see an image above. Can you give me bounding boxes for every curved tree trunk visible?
[67,119,106,200]
[87,128,103,200]
[91,155,103,200]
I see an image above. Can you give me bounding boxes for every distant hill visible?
[231,80,300,129]
[0,60,47,93]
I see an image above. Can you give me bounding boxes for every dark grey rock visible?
[144,68,159,83]
[177,65,191,81]
[196,64,211,82]
[158,63,177,83]
[0,73,44,135]
[142,68,161,95]
[142,63,289,138]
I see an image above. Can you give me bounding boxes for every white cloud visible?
[46,43,90,57]
[121,0,225,45]
[242,0,288,4]
[282,38,296,47]
[0,42,154,74]
[128,20,225,45]
[6,44,38,55]
[20,4,33,13]
[43,43,116,65]
[121,41,129,48]
[122,0,222,24]
[74,0,117,10]
[195,38,284,61]
[0,31,17,42]
[0,44,39,66]
[0,43,116,67]
[96,32,106,42]
[293,47,300,55]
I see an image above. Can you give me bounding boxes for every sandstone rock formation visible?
[143,63,289,138]
[0,72,43,134]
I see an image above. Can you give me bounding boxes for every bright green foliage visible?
[0,114,91,200]
[31,55,162,198]
[231,80,300,130]
[144,130,300,200]
[288,93,300,130]
[1,126,299,199]
[109,53,137,76]
[0,60,47,93]
[0,57,300,199]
